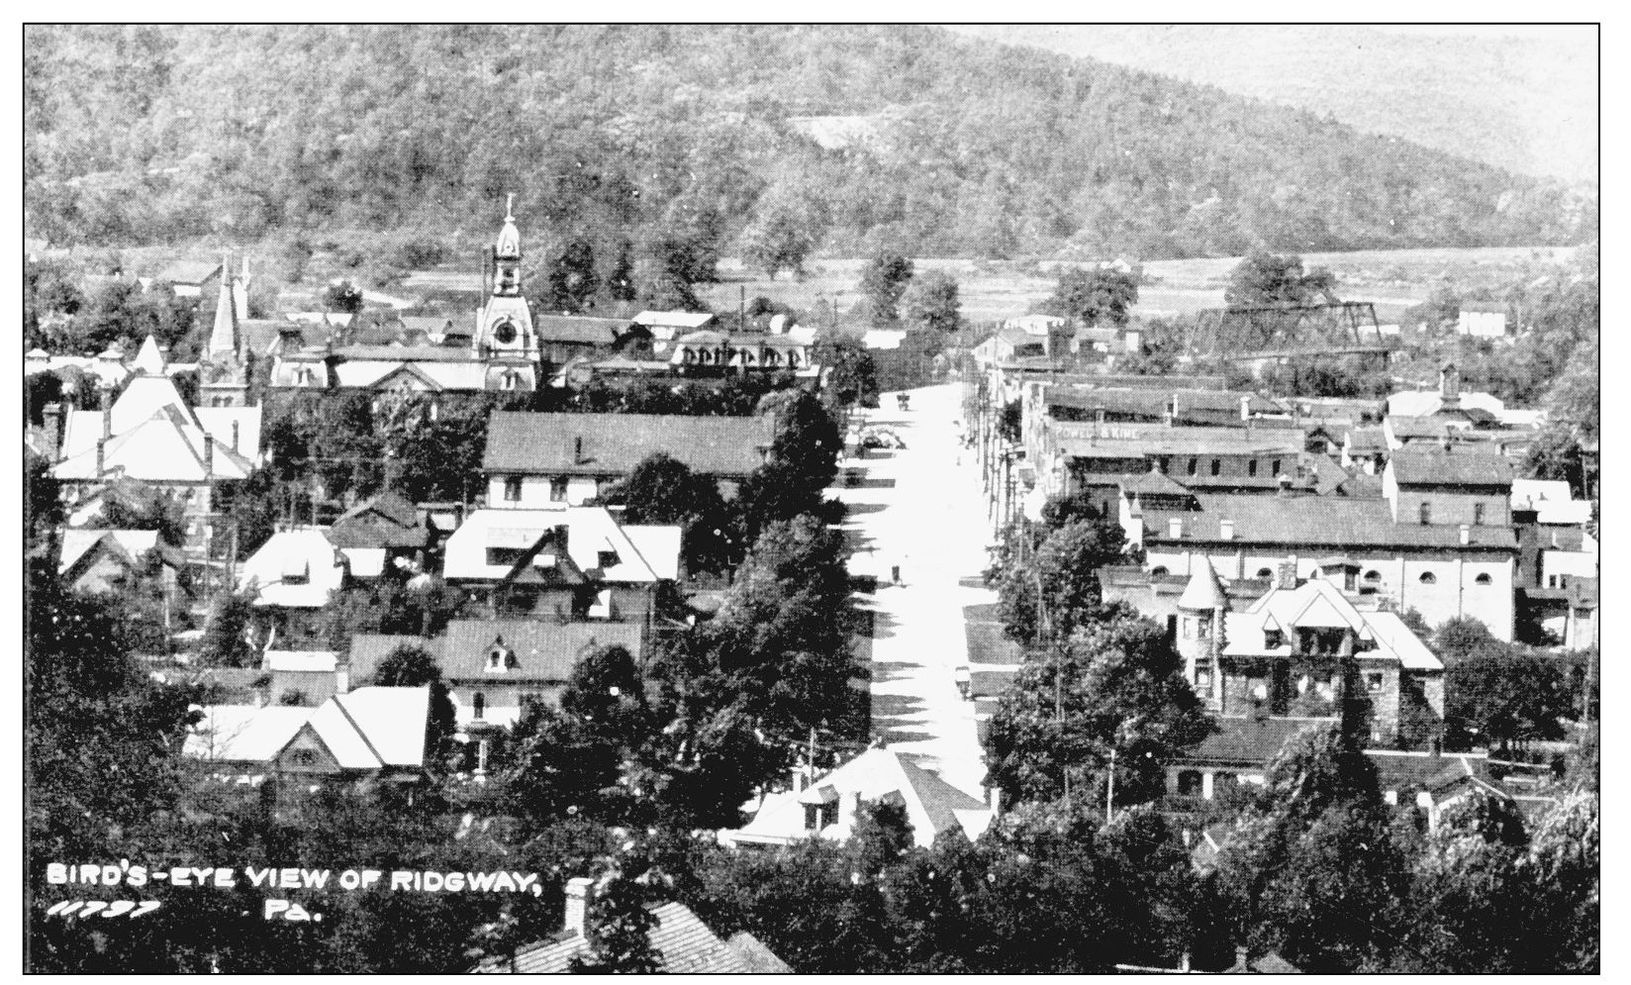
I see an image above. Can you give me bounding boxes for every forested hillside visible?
[25,25,1590,263]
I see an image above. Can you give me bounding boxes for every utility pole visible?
[1105,745,1117,825]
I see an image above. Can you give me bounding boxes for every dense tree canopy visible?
[1041,267,1139,326]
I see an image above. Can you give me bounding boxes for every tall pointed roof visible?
[1177,557,1228,611]
[495,194,521,259]
[207,251,240,360]
[132,335,166,375]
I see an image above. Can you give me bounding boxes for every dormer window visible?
[597,550,618,569]
[488,638,515,673]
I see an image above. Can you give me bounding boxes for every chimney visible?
[1240,395,1252,421]
[1234,946,1250,972]
[231,420,241,452]
[1219,518,1235,541]
[563,877,594,937]
[1167,517,1183,539]
[570,435,586,464]
[335,661,351,696]
[204,436,215,478]
[102,407,113,440]
[1276,557,1299,590]
[95,438,106,476]
[987,785,1003,818]
[792,763,810,793]
[1459,523,1471,546]
[43,402,63,460]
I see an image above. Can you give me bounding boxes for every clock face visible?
[493,320,517,345]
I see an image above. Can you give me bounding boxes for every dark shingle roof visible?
[482,412,775,477]
[329,491,428,549]
[440,619,644,682]
[498,902,789,974]
[1143,494,1518,551]
[1389,448,1515,488]
[1182,717,1330,765]
[346,634,431,683]
[533,314,628,346]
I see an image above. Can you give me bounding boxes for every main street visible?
[834,381,997,799]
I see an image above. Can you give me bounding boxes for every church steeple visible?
[474,195,536,360]
[208,251,240,360]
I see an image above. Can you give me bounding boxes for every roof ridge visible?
[329,692,388,769]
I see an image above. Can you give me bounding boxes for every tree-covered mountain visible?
[952,25,1599,187]
[24,25,1591,262]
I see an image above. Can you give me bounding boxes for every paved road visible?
[833,382,997,798]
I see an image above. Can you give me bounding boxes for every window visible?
[1158,456,1170,473]
[1256,567,1273,579]
[597,550,619,569]
[1210,458,1221,476]
[1419,502,1432,526]
[472,692,486,719]
[1177,770,1204,796]
[289,749,318,767]
[500,370,519,391]
[1364,570,1382,583]
[1473,503,1486,525]
[1248,459,1258,477]
[1195,616,1211,640]
[1474,573,1493,586]
[1271,459,1282,476]
[1186,457,1198,476]
[1150,566,1169,578]
[1419,571,1437,585]
[1265,630,1285,649]
[503,476,522,502]
[486,547,527,567]
[1367,673,1384,693]
[550,477,569,502]
[1195,669,1211,691]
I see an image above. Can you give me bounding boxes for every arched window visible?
[1364,569,1383,583]
[472,692,486,719]
[1419,572,1437,585]
[1474,573,1493,586]
[1256,567,1273,579]
[1150,566,1169,578]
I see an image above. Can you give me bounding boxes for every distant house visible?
[632,309,719,342]
[350,618,646,730]
[263,650,342,706]
[327,491,432,578]
[532,314,641,365]
[717,746,998,850]
[1456,306,1508,338]
[667,330,815,377]
[184,686,432,793]
[51,370,262,550]
[482,411,775,508]
[475,877,791,973]
[151,259,224,298]
[58,528,183,596]
[440,507,679,623]
[237,529,349,648]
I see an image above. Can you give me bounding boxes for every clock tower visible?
[474,195,538,360]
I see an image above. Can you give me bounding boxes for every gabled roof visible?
[1118,469,1194,499]
[184,687,429,772]
[720,747,991,849]
[1224,580,1442,670]
[1143,494,1517,551]
[1180,716,1327,766]
[152,259,223,285]
[1389,448,1514,488]
[494,903,791,974]
[58,529,170,578]
[482,412,774,478]
[439,618,645,682]
[237,529,347,608]
[533,314,627,345]
[632,310,718,330]
[329,491,428,549]
[442,508,678,585]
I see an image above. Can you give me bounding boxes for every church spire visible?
[207,251,240,360]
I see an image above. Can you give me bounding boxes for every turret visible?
[1176,557,1228,704]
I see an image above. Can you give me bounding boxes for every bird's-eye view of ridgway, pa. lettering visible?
[24,23,1599,974]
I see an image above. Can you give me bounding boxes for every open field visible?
[705,245,1579,328]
